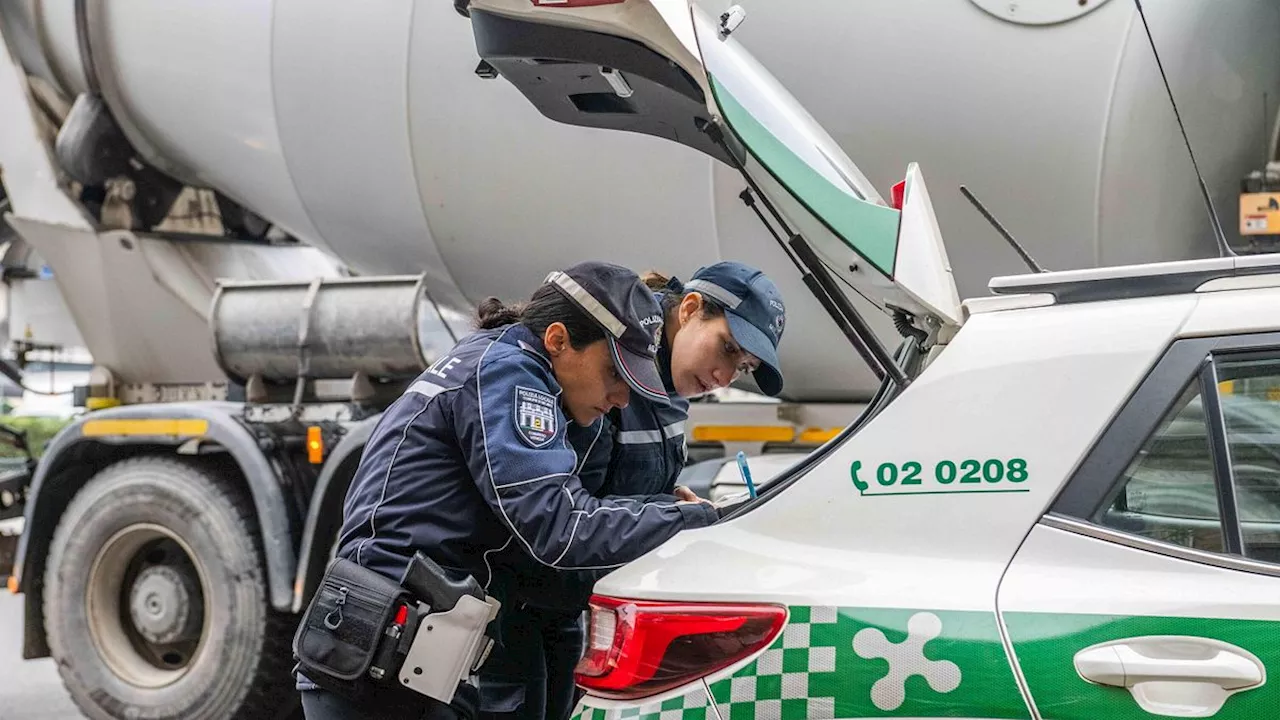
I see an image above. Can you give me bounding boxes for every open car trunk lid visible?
[460,0,962,361]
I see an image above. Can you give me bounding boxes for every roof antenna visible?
[960,185,1047,273]
[1133,0,1234,258]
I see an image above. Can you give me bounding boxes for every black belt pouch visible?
[293,557,409,698]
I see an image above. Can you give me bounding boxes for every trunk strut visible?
[704,122,909,388]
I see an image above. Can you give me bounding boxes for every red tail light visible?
[574,595,787,700]
[890,179,906,210]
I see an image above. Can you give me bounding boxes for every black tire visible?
[43,456,296,720]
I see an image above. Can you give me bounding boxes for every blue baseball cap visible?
[544,262,670,406]
[685,262,787,396]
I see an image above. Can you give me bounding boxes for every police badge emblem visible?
[514,386,558,448]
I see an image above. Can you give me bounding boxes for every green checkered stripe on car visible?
[707,605,840,720]
[572,684,711,720]
[711,605,1030,719]
[572,605,1030,720]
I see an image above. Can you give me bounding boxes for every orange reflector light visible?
[7,575,18,594]
[690,425,795,443]
[307,426,324,464]
[797,427,842,444]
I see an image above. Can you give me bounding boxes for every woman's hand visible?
[674,486,709,504]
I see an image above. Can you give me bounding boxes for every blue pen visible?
[736,451,757,499]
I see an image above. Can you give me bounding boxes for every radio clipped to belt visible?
[293,551,502,702]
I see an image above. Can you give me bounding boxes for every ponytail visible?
[475,297,524,329]
[642,269,723,318]
[641,270,687,315]
[472,284,606,350]
[640,271,672,292]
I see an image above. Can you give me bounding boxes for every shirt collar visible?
[500,324,553,370]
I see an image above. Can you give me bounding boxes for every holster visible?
[293,553,501,704]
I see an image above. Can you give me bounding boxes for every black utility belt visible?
[293,552,502,703]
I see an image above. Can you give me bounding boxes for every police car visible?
[458,2,1280,718]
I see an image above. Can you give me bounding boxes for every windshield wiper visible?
[703,123,909,388]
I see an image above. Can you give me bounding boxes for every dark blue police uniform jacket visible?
[472,335,695,719]
[575,338,690,498]
[484,336,692,617]
[334,323,717,596]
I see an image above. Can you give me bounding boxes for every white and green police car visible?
[458,2,1280,718]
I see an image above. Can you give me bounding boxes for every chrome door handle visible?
[1074,636,1266,717]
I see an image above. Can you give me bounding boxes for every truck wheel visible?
[43,456,295,720]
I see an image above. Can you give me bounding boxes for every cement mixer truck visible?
[1,1,1280,718]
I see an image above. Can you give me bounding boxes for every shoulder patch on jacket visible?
[514,386,558,448]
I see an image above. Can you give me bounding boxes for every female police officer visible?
[298,261,719,720]
[478,261,788,720]
[595,261,788,496]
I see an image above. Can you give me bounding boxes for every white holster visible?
[398,594,502,703]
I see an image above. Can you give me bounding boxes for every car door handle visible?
[1074,636,1266,718]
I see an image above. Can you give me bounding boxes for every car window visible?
[1096,380,1226,553]
[1216,357,1280,562]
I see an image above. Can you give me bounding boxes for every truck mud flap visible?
[0,530,16,582]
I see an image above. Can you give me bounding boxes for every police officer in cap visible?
[478,262,789,720]
[298,261,719,720]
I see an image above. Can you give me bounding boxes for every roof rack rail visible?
[988,253,1280,305]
